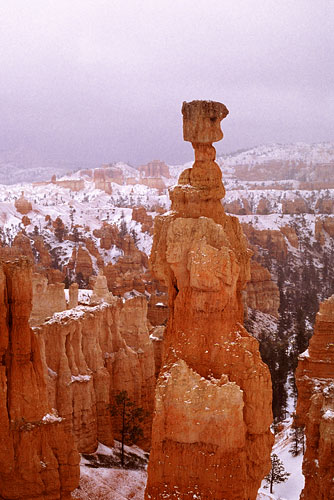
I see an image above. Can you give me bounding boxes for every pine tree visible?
[54,217,65,242]
[119,212,127,238]
[264,453,290,494]
[110,390,146,467]
[289,413,305,456]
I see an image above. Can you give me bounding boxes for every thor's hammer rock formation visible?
[145,101,273,500]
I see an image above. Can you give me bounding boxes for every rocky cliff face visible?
[31,273,67,325]
[145,100,273,500]
[138,159,170,179]
[242,223,288,261]
[132,206,154,234]
[35,294,155,452]
[296,295,334,500]
[246,261,280,317]
[0,257,79,500]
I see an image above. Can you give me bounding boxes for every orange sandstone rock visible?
[12,231,34,261]
[138,159,170,179]
[14,191,32,214]
[246,261,280,317]
[132,206,154,234]
[145,101,273,500]
[69,245,93,280]
[35,294,155,452]
[296,295,334,500]
[0,257,79,500]
[30,273,67,325]
[242,223,288,261]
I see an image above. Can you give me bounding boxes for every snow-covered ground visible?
[72,441,148,500]
[73,400,304,500]
[258,383,304,500]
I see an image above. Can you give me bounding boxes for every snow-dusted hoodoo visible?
[145,101,273,500]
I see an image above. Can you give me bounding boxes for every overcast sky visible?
[1,0,333,166]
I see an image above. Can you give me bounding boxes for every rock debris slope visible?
[145,101,273,500]
[296,295,334,500]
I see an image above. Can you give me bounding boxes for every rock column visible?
[0,257,79,500]
[145,101,273,500]
[296,295,334,500]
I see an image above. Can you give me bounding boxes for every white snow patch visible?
[42,409,62,423]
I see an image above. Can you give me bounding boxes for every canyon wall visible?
[246,261,280,317]
[296,295,334,500]
[0,257,79,500]
[35,293,155,452]
[145,100,273,500]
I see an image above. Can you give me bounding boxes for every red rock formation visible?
[132,206,154,234]
[30,273,67,325]
[315,197,334,214]
[224,197,252,215]
[33,235,53,268]
[138,159,170,178]
[242,223,288,261]
[93,222,120,250]
[90,270,114,304]
[246,261,279,317]
[12,231,34,261]
[93,168,113,193]
[103,235,149,296]
[51,175,85,191]
[0,257,79,500]
[315,216,334,245]
[282,197,310,214]
[35,295,155,452]
[256,197,272,215]
[140,176,166,193]
[43,267,65,284]
[147,293,168,326]
[21,215,31,226]
[85,237,104,268]
[149,325,165,378]
[280,225,299,248]
[296,295,334,500]
[145,100,273,500]
[14,191,32,214]
[69,245,93,280]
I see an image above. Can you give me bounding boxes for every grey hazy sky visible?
[1,0,333,166]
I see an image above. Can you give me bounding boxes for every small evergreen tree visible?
[119,212,127,238]
[110,390,146,467]
[289,413,305,456]
[264,453,290,494]
[54,217,65,242]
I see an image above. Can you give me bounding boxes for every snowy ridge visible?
[220,142,334,167]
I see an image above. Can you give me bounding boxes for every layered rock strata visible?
[246,261,280,317]
[296,295,334,500]
[0,257,79,500]
[145,101,273,499]
[31,273,67,325]
[35,294,155,452]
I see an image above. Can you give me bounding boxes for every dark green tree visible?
[264,453,290,494]
[119,212,127,238]
[289,413,305,456]
[76,271,88,288]
[110,390,146,467]
[54,217,65,242]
